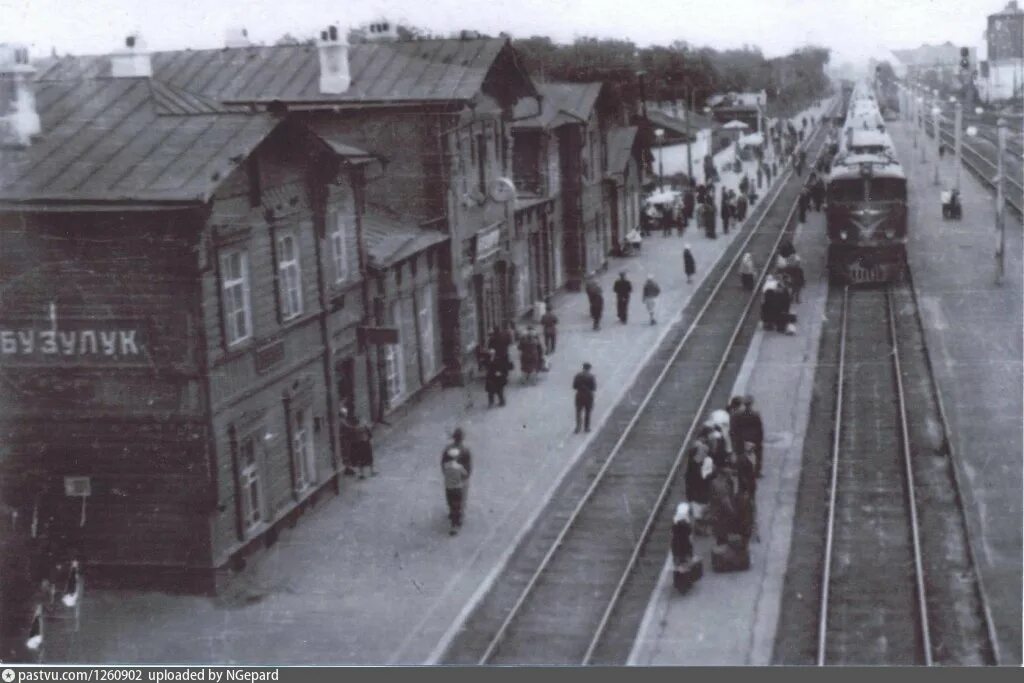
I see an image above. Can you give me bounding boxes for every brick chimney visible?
[0,43,41,147]
[317,25,351,95]
[110,34,152,78]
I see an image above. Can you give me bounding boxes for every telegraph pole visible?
[685,89,693,184]
[953,101,962,192]
[996,117,1007,285]
[932,91,941,186]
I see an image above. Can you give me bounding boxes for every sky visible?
[0,0,1001,67]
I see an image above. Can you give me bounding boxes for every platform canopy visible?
[723,119,751,130]
[739,132,765,147]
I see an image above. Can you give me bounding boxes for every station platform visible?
[891,119,1022,664]
[629,116,1022,666]
[40,99,834,666]
[627,184,831,666]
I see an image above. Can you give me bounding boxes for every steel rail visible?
[887,286,934,666]
[904,272,1003,665]
[817,287,934,665]
[582,144,814,665]
[476,108,835,665]
[816,285,848,666]
[932,120,1023,215]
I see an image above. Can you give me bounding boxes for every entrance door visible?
[335,357,355,416]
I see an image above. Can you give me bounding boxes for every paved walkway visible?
[45,99,833,666]
[891,119,1022,664]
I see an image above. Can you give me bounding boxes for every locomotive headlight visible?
[839,230,848,240]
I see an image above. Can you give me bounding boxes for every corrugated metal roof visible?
[0,78,277,204]
[304,121,376,163]
[36,39,510,104]
[362,214,448,268]
[605,126,639,176]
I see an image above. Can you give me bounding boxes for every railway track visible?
[438,106,837,665]
[927,117,1023,216]
[815,284,998,665]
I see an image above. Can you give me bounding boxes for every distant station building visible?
[707,91,765,132]
[892,42,979,92]
[982,0,1024,101]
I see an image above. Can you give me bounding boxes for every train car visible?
[826,85,908,284]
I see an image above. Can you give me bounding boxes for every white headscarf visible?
[674,502,691,523]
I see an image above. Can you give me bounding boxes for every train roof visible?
[829,153,906,180]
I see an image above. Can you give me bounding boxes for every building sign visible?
[0,319,148,365]
[254,337,286,374]
[475,225,502,261]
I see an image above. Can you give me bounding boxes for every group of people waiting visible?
[672,395,766,589]
[480,317,553,408]
[759,240,805,334]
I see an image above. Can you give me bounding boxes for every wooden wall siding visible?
[325,184,360,292]
[0,418,210,567]
[208,367,330,566]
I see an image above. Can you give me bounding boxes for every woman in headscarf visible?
[739,253,756,291]
[685,431,713,536]
[683,244,696,284]
[761,275,779,330]
[672,502,695,567]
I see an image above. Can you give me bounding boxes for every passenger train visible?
[825,81,908,284]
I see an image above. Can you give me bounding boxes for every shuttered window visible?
[238,434,263,530]
[330,212,348,284]
[292,407,315,491]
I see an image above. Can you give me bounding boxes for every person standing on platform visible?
[484,349,508,407]
[642,274,661,325]
[739,253,757,290]
[540,301,558,354]
[685,430,714,535]
[441,428,472,535]
[812,176,826,212]
[736,192,749,222]
[683,244,696,284]
[613,271,633,324]
[671,502,695,566]
[342,410,375,479]
[683,186,696,229]
[587,281,604,331]
[518,326,542,384]
[708,463,739,545]
[756,164,764,190]
[797,187,810,224]
[720,191,733,235]
[487,324,512,364]
[572,362,597,434]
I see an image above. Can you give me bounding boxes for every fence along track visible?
[440,109,836,666]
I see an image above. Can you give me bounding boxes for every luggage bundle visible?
[673,556,704,594]
[711,534,751,573]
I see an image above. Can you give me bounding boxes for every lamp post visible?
[995,117,1007,285]
[655,128,665,192]
[931,105,941,186]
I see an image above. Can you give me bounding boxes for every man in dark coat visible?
[441,428,473,535]
[797,187,810,224]
[721,192,733,234]
[586,281,604,331]
[572,362,597,433]
[487,324,512,362]
[612,272,633,324]
[812,176,826,212]
[484,350,509,407]
[730,395,765,478]
[708,466,738,545]
[682,188,696,227]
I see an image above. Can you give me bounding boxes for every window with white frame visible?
[292,407,315,491]
[220,250,252,346]
[330,213,348,284]
[384,300,406,403]
[418,284,436,378]
[238,433,263,530]
[277,232,303,320]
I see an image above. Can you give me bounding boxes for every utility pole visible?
[932,91,941,186]
[685,89,693,184]
[953,100,962,192]
[996,117,1007,285]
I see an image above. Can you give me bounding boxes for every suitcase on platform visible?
[673,557,704,594]
[712,536,751,572]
